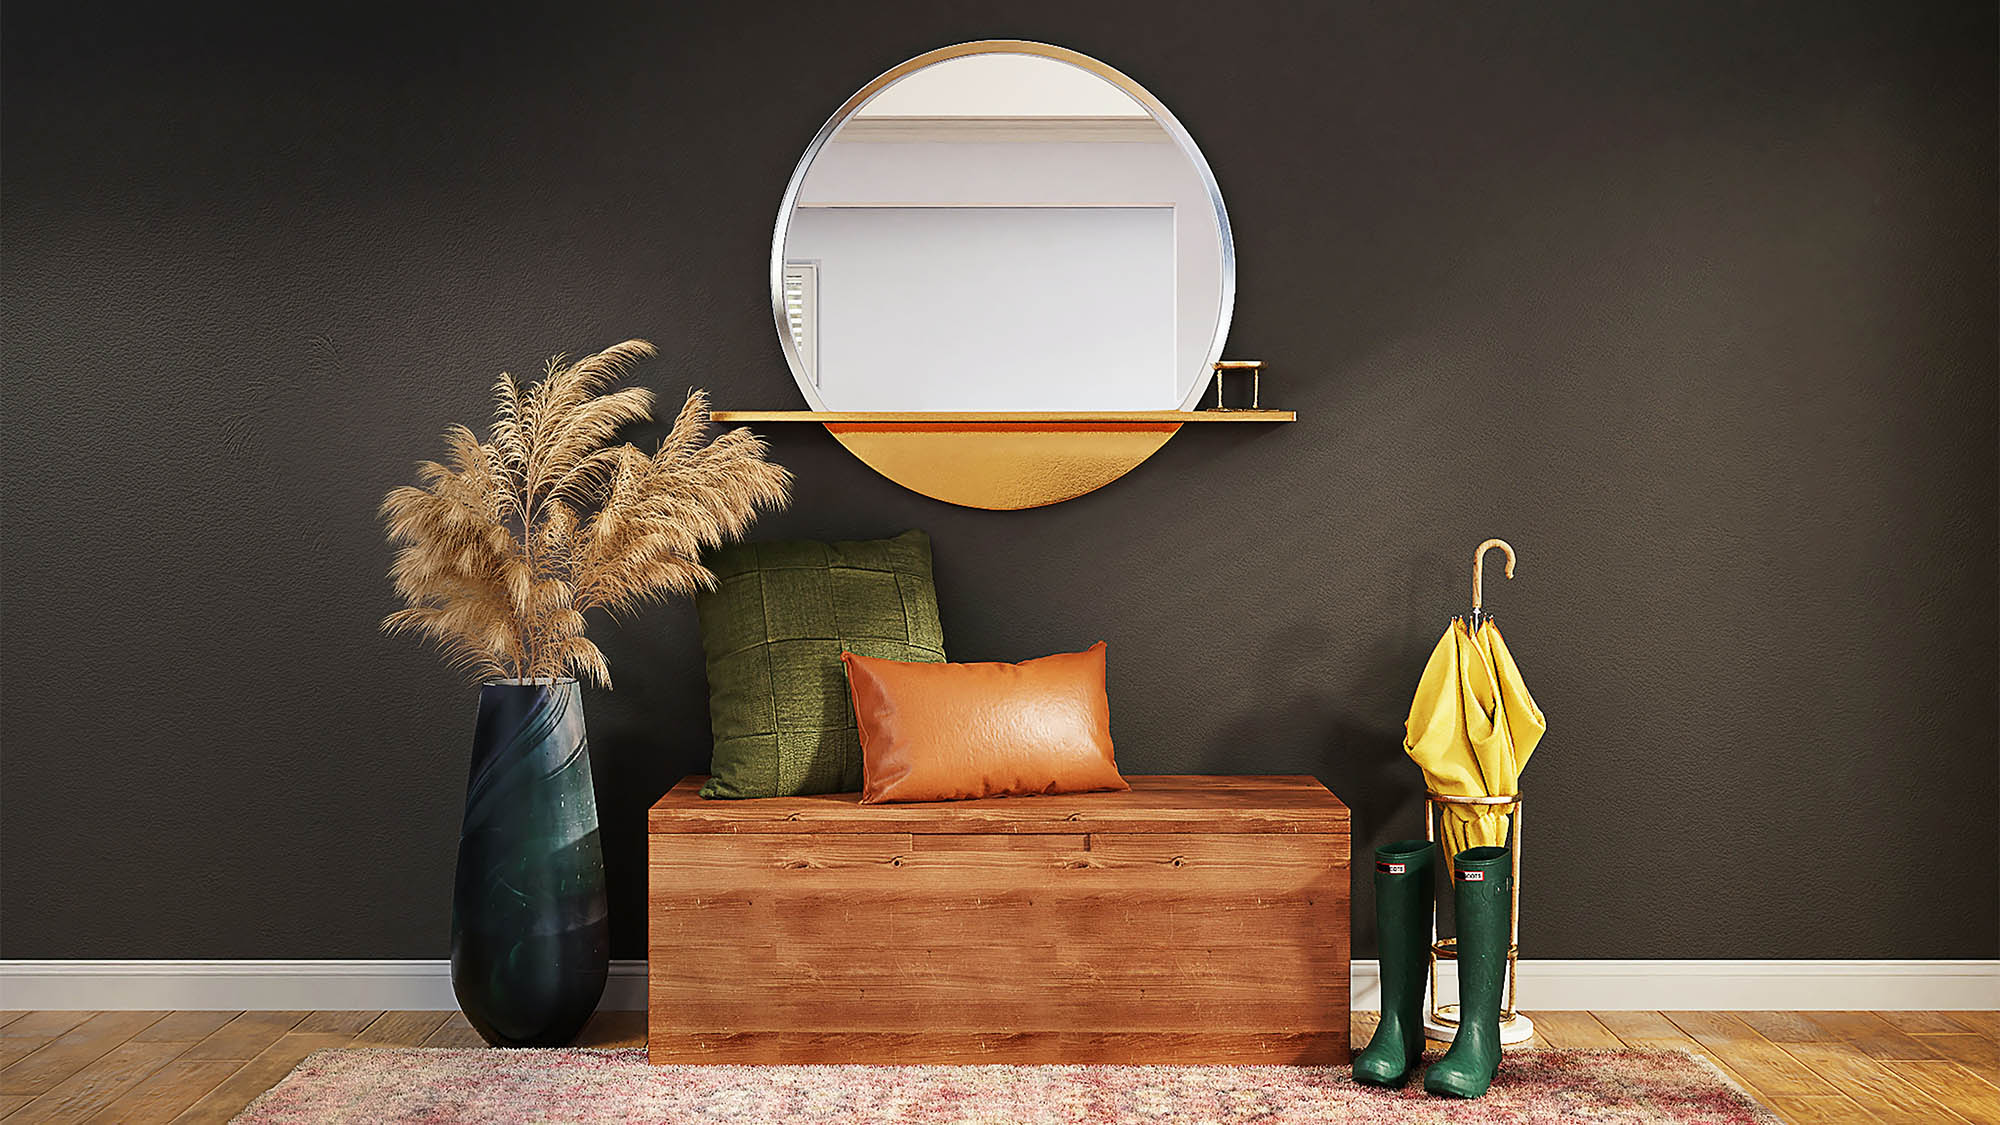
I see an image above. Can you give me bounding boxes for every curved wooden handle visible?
[1472,539,1517,611]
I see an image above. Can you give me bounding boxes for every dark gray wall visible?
[3,1,1994,962]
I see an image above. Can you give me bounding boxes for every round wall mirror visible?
[773,41,1234,413]
[762,41,1247,508]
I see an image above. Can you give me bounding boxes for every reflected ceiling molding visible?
[835,116,1173,143]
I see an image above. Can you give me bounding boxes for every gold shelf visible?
[711,409,1293,509]
[711,409,1296,424]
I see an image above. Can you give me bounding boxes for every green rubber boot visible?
[1352,840,1436,1086]
[1425,845,1512,1098]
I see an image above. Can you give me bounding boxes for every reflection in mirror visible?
[776,46,1232,412]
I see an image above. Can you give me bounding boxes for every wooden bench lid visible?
[649,774,1347,834]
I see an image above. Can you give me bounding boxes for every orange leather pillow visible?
[842,642,1129,804]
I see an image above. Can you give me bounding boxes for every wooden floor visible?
[0,1009,1992,1123]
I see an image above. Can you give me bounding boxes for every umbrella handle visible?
[1472,539,1517,613]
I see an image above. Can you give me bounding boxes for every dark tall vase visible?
[451,678,609,1047]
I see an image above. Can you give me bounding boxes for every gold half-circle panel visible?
[825,422,1182,510]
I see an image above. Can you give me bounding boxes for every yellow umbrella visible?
[1403,541,1546,862]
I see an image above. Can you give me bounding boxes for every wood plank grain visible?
[651,834,1344,1037]
[1593,1010,1691,1043]
[0,1016,92,1042]
[652,835,1343,899]
[1664,1012,1838,1098]
[1528,1011,1623,1048]
[348,1012,449,1047]
[166,1033,350,1125]
[290,1011,381,1036]
[652,925,1345,1027]
[128,1015,238,1045]
[1919,1035,2000,1087]
[649,815,1347,1062]
[1884,1060,2000,1125]
[0,1038,53,1071]
[1816,1012,1936,1056]
[657,989,1340,1036]
[420,1014,487,1047]
[1805,1011,1942,1060]
[1759,1094,1880,1124]
[1593,1012,1761,1096]
[1,1013,166,1097]
[654,892,1340,947]
[177,1013,307,1062]
[7,1041,187,1124]
[1879,1011,1981,1035]
[1946,1011,1998,1036]
[1738,1010,1843,1043]
[649,829,1347,884]
[1,1094,35,1116]
[647,1030,1344,1065]
[1782,1043,1966,1125]
[649,775,1349,835]
[78,1058,240,1125]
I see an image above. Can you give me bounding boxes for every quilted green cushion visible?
[695,529,946,799]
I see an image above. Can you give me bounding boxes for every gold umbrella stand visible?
[1423,791,1535,1045]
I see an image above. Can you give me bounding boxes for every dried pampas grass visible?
[381,339,791,687]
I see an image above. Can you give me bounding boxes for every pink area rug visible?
[232,1047,1777,1124]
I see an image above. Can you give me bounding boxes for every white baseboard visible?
[0,960,649,1012]
[1350,959,1999,1012]
[1,959,1993,1012]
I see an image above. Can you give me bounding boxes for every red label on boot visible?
[1378,862,1407,874]
[1459,869,1486,881]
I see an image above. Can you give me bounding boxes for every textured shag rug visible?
[232,1047,1777,1124]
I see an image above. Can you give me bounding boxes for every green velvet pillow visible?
[695,529,946,799]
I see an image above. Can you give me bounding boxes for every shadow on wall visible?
[1190,627,1427,958]
[576,602,716,959]
[1188,543,1484,956]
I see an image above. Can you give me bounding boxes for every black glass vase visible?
[451,678,609,1047]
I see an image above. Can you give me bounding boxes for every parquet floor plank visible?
[1805,1011,1943,1060]
[7,1041,188,1124]
[177,1013,307,1062]
[348,1011,449,1047]
[1883,1059,2000,1125]
[1663,1011,1839,1099]
[1529,1011,1624,1048]
[1760,1093,1884,1124]
[1918,1034,2000,1088]
[128,1016,237,1045]
[76,1058,241,1125]
[1783,1042,1968,1125]
[1737,1010,1842,1043]
[419,1012,486,1047]
[166,1033,352,1124]
[291,1012,381,1036]
[0,1018,90,1043]
[0,1013,167,1098]
[1878,1011,1979,1035]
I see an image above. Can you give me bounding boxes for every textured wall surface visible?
[3,1,1994,960]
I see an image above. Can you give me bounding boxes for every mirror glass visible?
[773,43,1233,412]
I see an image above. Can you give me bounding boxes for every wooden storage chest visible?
[647,774,1349,1064]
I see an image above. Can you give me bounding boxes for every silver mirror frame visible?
[768,39,1237,413]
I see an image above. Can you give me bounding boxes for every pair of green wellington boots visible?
[1352,840,1512,1098]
